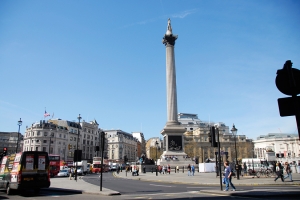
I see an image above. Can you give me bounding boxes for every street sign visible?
[278,96,300,117]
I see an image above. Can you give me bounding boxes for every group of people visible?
[157,164,172,174]
[187,164,195,176]
[274,161,293,182]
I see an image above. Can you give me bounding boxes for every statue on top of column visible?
[166,18,172,35]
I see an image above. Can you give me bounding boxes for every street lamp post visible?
[155,141,158,176]
[75,114,81,181]
[231,124,239,180]
[16,118,22,153]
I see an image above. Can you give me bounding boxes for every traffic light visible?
[3,147,7,156]
[210,127,217,147]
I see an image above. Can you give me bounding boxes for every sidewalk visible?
[114,170,300,186]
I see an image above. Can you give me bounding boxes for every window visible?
[43,140,47,143]
[64,134,66,138]
[35,147,38,151]
[59,134,62,138]
[37,131,40,136]
[87,141,89,145]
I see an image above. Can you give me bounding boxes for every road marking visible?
[149,184,173,187]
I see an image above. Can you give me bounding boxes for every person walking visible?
[187,164,191,176]
[283,162,293,182]
[69,167,73,180]
[167,164,171,174]
[176,165,179,173]
[274,162,284,182]
[191,164,195,176]
[223,161,236,191]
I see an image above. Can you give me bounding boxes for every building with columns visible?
[253,133,300,163]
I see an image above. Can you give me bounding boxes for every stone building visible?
[0,132,23,155]
[184,125,254,163]
[132,132,146,157]
[23,118,105,163]
[253,133,300,163]
[105,130,138,164]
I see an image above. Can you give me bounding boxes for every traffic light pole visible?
[100,131,105,191]
[217,127,222,191]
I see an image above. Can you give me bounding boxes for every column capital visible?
[162,34,178,46]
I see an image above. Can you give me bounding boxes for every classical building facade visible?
[22,118,105,162]
[184,126,253,163]
[105,130,138,163]
[253,133,300,163]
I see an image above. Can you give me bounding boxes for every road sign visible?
[278,96,300,117]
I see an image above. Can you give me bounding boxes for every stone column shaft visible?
[166,44,179,125]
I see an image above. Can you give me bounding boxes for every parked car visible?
[57,169,69,177]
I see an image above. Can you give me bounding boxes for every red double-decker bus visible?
[49,154,60,177]
[92,157,109,173]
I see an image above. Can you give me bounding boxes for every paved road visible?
[1,170,299,199]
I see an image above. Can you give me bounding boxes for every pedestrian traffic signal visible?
[3,147,7,156]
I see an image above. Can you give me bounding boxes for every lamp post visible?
[155,141,158,176]
[231,124,239,180]
[75,114,81,181]
[16,118,22,153]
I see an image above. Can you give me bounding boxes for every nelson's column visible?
[159,19,187,166]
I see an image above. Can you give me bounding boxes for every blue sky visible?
[1,0,299,140]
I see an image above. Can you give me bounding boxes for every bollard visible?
[151,168,153,173]
[175,167,176,173]
[126,170,127,177]
[143,166,146,173]
[183,166,184,173]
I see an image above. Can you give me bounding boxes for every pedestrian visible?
[136,165,139,176]
[162,165,165,174]
[274,162,284,182]
[191,164,195,176]
[69,167,73,180]
[187,164,191,176]
[283,162,293,182]
[176,165,179,173]
[223,161,236,191]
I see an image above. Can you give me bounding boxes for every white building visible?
[23,118,101,162]
[253,133,300,163]
[105,130,138,163]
